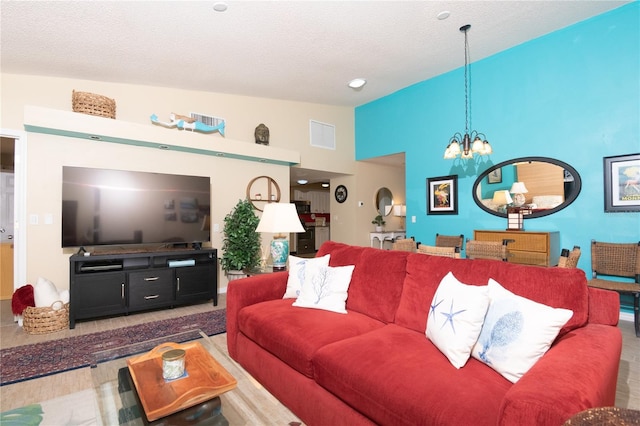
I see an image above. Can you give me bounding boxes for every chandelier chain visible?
[464,28,470,135]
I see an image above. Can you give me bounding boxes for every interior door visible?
[1,171,15,299]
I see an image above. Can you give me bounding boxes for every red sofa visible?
[226,241,622,425]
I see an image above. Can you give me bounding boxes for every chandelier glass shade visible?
[444,25,492,160]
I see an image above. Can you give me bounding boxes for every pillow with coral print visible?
[283,254,330,299]
[425,272,490,369]
[292,265,355,314]
[471,278,573,383]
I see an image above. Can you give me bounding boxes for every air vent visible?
[310,120,335,150]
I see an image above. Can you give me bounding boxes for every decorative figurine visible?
[254,123,269,145]
[150,113,225,136]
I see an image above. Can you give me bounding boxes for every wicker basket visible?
[72,90,116,119]
[23,301,69,334]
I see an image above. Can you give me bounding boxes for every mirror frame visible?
[375,187,394,216]
[472,156,582,219]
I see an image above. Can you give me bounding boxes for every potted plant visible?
[371,214,386,232]
[221,199,261,280]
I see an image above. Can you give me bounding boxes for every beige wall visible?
[1,73,404,292]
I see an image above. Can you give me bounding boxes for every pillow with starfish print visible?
[425,272,490,369]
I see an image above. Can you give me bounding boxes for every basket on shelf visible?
[72,90,116,119]
[22,301,69,334]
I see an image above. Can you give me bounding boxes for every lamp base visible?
[270,238,290,271]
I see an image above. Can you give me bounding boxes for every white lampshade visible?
[510,182,529,194]
[256,203,304,234]
[393,205,406,217]
[492,190,513,205]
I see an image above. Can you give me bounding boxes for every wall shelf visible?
[23,106,300,166]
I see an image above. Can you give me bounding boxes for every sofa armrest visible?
[226,272,288,358]
[499,324,622,426]
[588,287,620,326]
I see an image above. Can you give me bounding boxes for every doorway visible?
[0,131,26,301]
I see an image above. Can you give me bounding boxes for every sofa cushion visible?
[395,255,488,333]
[237,298,384,378]
[395,254,588,336]
[313,324,511,426]
[477,262,588,335]
[426,272,490,368]
[318,242,409,323]
[293,264,355,313]
[471,278,573,383]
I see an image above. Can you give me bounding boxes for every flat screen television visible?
[62,167,211,248]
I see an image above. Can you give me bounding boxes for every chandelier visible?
[444,25,492,160]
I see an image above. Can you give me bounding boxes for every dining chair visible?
[391,237,418,252]
[417,244,461,258]
[465,239,511,261]
[435,233,465,252]
[557,246,581,268]
[587,240,640,337]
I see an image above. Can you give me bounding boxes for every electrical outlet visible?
[213,223,220,232]
[411,215,416,223]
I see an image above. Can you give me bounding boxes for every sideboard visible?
[69,248,218,328]
[473,230,560,266]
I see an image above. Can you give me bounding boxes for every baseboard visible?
[619,312,634,322]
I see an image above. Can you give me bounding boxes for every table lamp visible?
[393,204,406,230]
[492,190,513,213]
[256,203,304,271]
[509,182,529,207]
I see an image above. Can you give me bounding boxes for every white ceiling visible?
[0,0,629,184]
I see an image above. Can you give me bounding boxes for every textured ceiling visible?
[1,1,629,108]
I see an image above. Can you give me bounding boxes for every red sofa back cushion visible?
[317,241,408,323]
[394,254,589,336]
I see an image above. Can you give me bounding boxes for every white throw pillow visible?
[425,272,490,369]
[471,278,573,383]
[292,265,355,314]
[34,277,60,308]
[283,254,330,299]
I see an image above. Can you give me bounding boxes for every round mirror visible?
[472,157,581,219]
[375,187,394,216]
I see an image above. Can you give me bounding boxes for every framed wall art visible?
[604,153,640,212]
[487,168,502,184]
[427,175,458,215]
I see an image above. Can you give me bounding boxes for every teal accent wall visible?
[355,4,639,305]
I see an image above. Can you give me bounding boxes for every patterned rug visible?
[0,308,226,386]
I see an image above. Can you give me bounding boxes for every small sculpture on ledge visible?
[150,113,225,136]
[254,123,269,145]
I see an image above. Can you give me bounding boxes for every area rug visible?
[0,308,226,386]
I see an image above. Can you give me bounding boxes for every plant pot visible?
[226,270,248,281]
[375,226,383,232]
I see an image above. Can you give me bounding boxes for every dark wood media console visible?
[69,248,218,328]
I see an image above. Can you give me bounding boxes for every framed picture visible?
[487,168,502,184]
[427,175,458,215]
[603,153,640,212]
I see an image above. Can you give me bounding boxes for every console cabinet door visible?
[175,265,216,304]
[72,272,126,320]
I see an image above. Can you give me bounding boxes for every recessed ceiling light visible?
[321,183,329,188]
[348,78,367,89]
[213,2,228,12]
[437,10,450,20]
[297,179,308,185]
